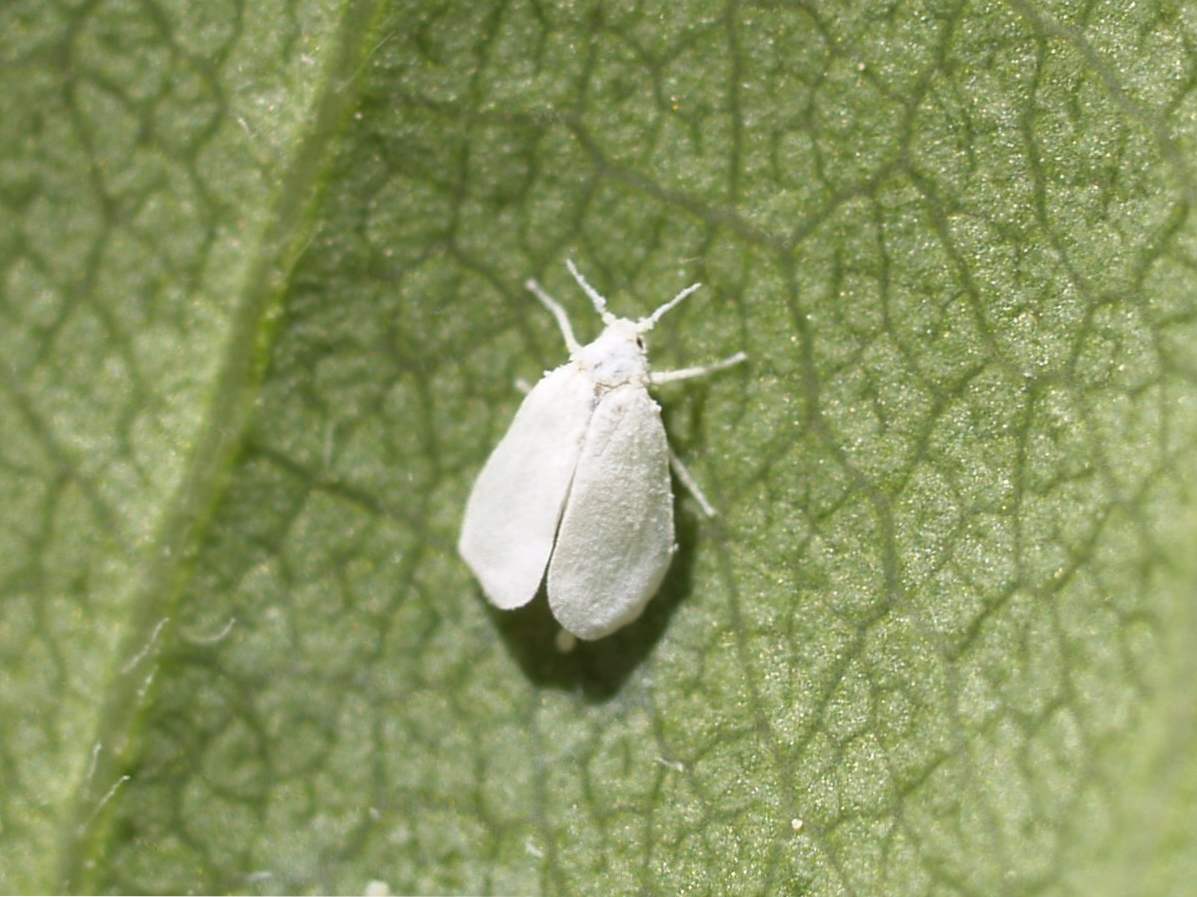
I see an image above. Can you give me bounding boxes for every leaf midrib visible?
[52,1,389,889]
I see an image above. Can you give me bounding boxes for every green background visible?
[2,0,1196,893]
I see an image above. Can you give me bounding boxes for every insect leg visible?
[525,278,582,354]
[668,450,717,518]
[650,351,747,385]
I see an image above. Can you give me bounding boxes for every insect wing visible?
[547,386,675,639]
[459,364,595,609]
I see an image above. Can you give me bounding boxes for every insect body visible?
[459,261,747,640]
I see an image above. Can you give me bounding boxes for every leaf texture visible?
[2,1,1197,894]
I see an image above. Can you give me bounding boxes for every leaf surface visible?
[2,1,1197,894]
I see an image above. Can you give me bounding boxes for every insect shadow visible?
[486,496,702,700]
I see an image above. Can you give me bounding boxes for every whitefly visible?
[459,260,747,640]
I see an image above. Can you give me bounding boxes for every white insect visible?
[459,260,747,640]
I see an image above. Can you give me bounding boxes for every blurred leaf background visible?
[2,0,1197,894]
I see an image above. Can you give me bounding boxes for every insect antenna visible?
[638,281,702,332]
[566,259,617,325]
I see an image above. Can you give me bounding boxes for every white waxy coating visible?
[547,385,674,639]
[458,261,747,639]
[458,365,595,609]
[573,318,648,387]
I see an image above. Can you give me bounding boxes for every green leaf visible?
[3,0,1197,894]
